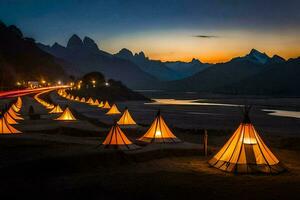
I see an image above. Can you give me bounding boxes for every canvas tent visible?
[102,124,140,150]
[117,108,137,125]
[106,104,121,115]
[55,107,76,121]
[4,112,18,124]
[0,114,21,134]
[8,107,23,120]
[138,110,181,143]
[86,98,94,104]
[102,101,111,109]
[80,97,86,103]
[49,105,63,114]
[98,101,104,108]
[208,107,285,174]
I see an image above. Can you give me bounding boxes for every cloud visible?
[193,35,218,38]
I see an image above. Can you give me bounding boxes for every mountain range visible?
[0,21,66,89]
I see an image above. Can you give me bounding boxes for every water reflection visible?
[262,109,300,119]
[145,99,240,107]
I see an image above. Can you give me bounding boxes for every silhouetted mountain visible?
[38,35,158,89]
[0,21,66,89]
[164,49,299,95]
[164,58,211,77]
[115,48,183,80]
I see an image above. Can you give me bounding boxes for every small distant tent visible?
[66,94,71,99]
[102,124,140,150]
[106,104,121,115]
[11,104,20,112]
[98,101,104,108]
[102,101,111,109]
[55,107,77,121]
[86,97,94,104]
[138,110,181,143]
[75,96,80,101]
[8,107,23,120]
[70,96,75,100]
[15,96,22,109]
[0,115,21,134]
[49,105,63,114]
[117,108,137,125]
[208,107,285,174]
[80,97,86,103]
[4,112,18,124]
[94,99,100,105]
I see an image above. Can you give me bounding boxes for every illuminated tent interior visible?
[75,96,80,101]
[139,110,181,143]
[106,104,121,115]
[11,104,20,112]
[4,112,18,124]
[98,101,104,108]
[92,99,100,106]
[117,108,137,125]
[102,124,140,150]
[208,107,285,174]
[8,107,23,120]
[102,101,111,109]
[49,105,63,114]
[80,97,86,103]
[55,107,77,121]
[86,98,94,104]
[0,114,21,134]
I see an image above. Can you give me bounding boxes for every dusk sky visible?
[1,0,300,63]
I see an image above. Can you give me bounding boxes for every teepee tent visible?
[98,101,104,108]
[75,96,80,101]
[117,108,137,125]
[0,115,21,134]
[49,105,63,114]
[80,97,86,103]
[138,111,181,143]
[55,107,76,121]
[102,124,140,150]
[102,101,111,109]
[8,107,23,120]
[209,107,285,174]
[106,104,121,115]
[15,96,22,109]
[11,104,20,112]
[86,97,94,104]
[4,112,18,124]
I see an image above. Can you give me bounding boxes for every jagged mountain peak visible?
[116,48,134,58]
[83,36,99,51]
[67,34,83,49]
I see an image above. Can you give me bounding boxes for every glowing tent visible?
[117,108,136,125]
[11,104,20,112]
[80,97,86,103]
[106,104,121,115]
[0,115,21,134]
[86,98,94,104]
[75,96,80,101]
[98,101,104,108]
[8,107,23,120]
[49,105,63,114]
[55,107,76,121]
[208,107,285,174]
[92,99,100,106]
[102,124,140,150]
[139,111,181,143]
[102,101,111,109]
[4,112,18,124]
[15,96,22,109]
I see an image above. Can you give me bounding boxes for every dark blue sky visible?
[1,0,299,62]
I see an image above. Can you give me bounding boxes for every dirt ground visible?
[0,94,299,199]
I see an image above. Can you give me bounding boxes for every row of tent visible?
[33,89,286,174]
[57,89,136,125]
[0,96,23,134]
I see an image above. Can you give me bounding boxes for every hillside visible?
[0,21,66,89]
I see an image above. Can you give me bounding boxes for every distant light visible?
[16,82,21,86]
[41,80,46,84]
[105,82,109,87]
[58,81,61,85]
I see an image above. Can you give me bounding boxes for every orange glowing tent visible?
[102,101,111,109]
[75,96,80,101]
[80,97,86,103]
[138,110,181,143]
[209,107,285,174]
[4,112,18,124]
[8,107,23,120]
[55,107,76,121]
[86,97,94,104]
[102,124,140,150]
[11,104,20,112]
[106,104,121,115]
[92,99,100,106]
[49,105,63,114]
[15,96,22,109]
[98,101,104,108]
[66,94,71,99]
[117,108,136,125]
[0,115,21,134]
